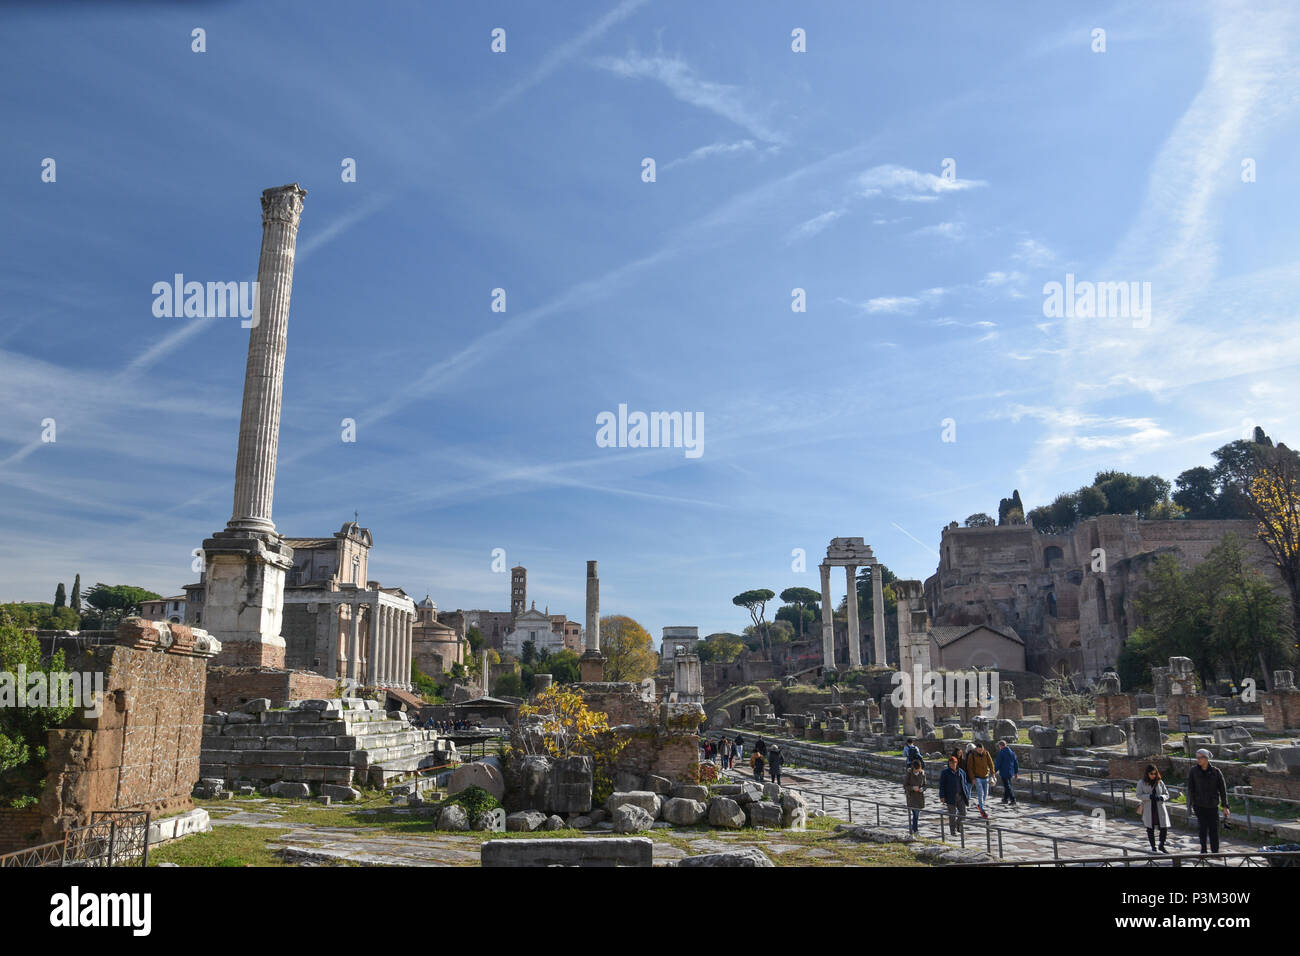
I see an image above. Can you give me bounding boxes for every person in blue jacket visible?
[937,753,970,835]
[995,739,1019,806]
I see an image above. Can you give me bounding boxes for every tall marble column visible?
[845,565,862,670]
[872,561,886,667]
[403,611,413,689]
[203,184,307,668]
[377,605,390,687]
[819,563,835,671]
[348,605,363,683]
[580,560,606,681]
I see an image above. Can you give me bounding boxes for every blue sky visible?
[3,1,1299,647]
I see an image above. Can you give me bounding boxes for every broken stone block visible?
[504,753,552,812]
[319,784,360,802]
[447,757,505,801]
[707,796,746,828]
[1061,713,1079,732]
[835,824,914,843]
[607,791,662,818]
[662,797,707,826]
[1123,716,1163,757]
[438,804,469,831]
[1062,729,1091,748]
[1028,725,1059,748]
[243,698,272,714]
[612,804,655,833]
[671,783,709,802]
[506,810,547,832]
[779,789,808,828]
[268,782,310,799]
[1089,724,1125,747]
[1213,725,1253,745]
[547,755,593,815]
[994,719,1018,741]
[941,723,962,739]
[677,848,773,867]
[745,801,783,828]
[1265,747,1300,774]
[543,814,565,831]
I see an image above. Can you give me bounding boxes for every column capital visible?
[261,183,307,226]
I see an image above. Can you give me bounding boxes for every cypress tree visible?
[71,574,81,613]
[54,582,66,607]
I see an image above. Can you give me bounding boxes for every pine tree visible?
[54,582,66,607]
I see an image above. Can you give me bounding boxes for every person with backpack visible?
[1136,763,1171,853]
[902,737,924,769]
[1185,749,1229,854]
[750,747,765,782]
[904,758,926,834]
[994,739,1019,805]
[938,753,970,835]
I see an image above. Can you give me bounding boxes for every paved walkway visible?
[730,763,1260,862]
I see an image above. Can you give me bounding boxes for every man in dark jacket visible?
[1185,749,1229,853]
[937,754,970,835]
[995,740,1019,805]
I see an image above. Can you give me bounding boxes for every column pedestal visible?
[579,651,606,683]
[203,530,293,667]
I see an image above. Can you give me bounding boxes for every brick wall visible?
[576,683,657,726]
[1261,690,1300,732]
[613,730,699,783]
[1095,694,1134,723]
[1166,694,1210,727]
[205,666,338,713]
[36,619,216,840]
[0,807,46,854]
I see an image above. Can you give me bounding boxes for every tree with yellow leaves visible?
[600,614,658,682]
[515,684,627,802]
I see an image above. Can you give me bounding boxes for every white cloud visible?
[594,51,787,144]
[857,164,986,202]
[663,139,757,171]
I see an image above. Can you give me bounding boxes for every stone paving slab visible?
[759,764,1259,862]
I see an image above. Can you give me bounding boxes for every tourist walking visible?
[1137,764,1172,853]
[904,759,926,834]
[734,734,745,765]
[768,744,784,784]
[938,754,970,835]
[967,741,995,817]
[994,739,1019,805]
[719,736,733,770]
[755,737,767,757]
[1185,749,1229,854]
[750,747,765,782]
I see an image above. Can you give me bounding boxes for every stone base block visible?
[1094,693,1134,724]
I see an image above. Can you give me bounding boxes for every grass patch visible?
[148,825,292,867]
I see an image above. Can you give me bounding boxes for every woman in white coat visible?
[1136,763,1172,853]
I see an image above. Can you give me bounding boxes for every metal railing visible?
[948,849,1300,868]
[0,810,151,868]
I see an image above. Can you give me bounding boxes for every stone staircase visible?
[201,697,455,789]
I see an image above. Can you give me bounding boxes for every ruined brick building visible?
[924,515,1281,680]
